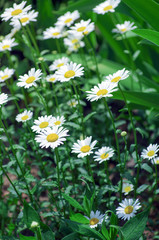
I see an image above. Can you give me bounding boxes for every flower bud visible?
[121,131,127,137]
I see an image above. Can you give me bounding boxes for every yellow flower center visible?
[121,28,127,32]
[96,89,108,96]
[57,63,64,68]
[124,206,134,214]
[70,101,76,107]
[46,133,59,142]
[80,145,91,153]
[111,76,121,83]
[64,70,75,78]
[77,26,86,32]
[25,76,36,84]
[39,121,49,128]
[147,150,155,157]
[124,186,131,193]
[52,32,60,36]
[103,5,113,11]
[64,18,72,23]
[1,75,9,80]
[20,17,29,23]
[156,160,159,164]
[11,9,22,16]
[49,77,56,82]
[21,115,29,121]
[72,39,78,44]
[89,218,99,226]
[83,31,89,35]
[54,121,61,125]
[100,153,109,159]
[2,45,10,50]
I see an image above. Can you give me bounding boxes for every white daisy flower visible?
[141,144,159,160]
[35,126,69,149]
[151,157,159,165]
[0,93,8,106]
[16,110,33,122]
[49,57,69,71]
[52,116,65,127]
[93,0,121,15]
[0,38,18,52]
[56,10,80,28]
[122,183,134,195]
[43,26,63,39]
[105,68,130,84]
[56,61,84,82]
[1,1,32,22]
[85,210,105,228]
[68,19,94,36]
[67,99,78,108]
[86,81,118,102]
[5,27,21,39]
[31,115,54,133]
[64,34,85,52]
[10,10,38,28]
[17,68,42,89]
[116,198,141,221]
[93,146,114,164]
[112,21,137,34]
[72,136,97,158]
[0,68,15,82]
[46,74,58,83]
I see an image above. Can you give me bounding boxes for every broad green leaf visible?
[23,201,40,228]
[19,234,36,240]
[77,225,106,240]
[141,163,153,174]
[62,232,79,240]
[40,222,55,240]
[137,184,149,194]
[70,213,89,224]
[37,0,54,27]
[84,112,96,123]
[62,193,84,212]
[133,29,159,47]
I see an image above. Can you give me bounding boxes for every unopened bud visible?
[31,221,39,228]
[121,131,127,137]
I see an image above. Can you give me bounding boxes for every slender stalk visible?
[54,148,62,197]
[35,227,42,240]
[34,87,49,115]
[86,156,95,187]
[55,38,61,54]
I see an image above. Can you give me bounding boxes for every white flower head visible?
[93,0,121,15]
[10,10,38,28]
[56,10,80,28]
[67,99,78,108]
[94,146,114,164]
[122,183,134,195]
[0,38,18,52]
[43,26,63,39]
[17,68,42,88]
[105,68,130,84]
[52,116,65,127]
[49,57,69,71]
[151,157,159,165]
[86,81,118,102]
[112,21,137,34]
[0,93,8,106]
[35,126,69,149]
[0,68,15,82]
[56,61,84,82]
[5,27,21,39]
[1,1,32,22]
[68,19,94,36]
[46,74,58,83]
[116,198,141,221]
[72,136,97,158]
[64,34,85,52]
[31,115,54,133]
[141,144,159,160]
[85,210,105,228]
[16,110,33,122]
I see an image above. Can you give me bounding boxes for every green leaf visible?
[62,232,79,240]
[83,112,96,123]
[40,222,55,240]
[70,213,89,224]
[62,193,84,212]
[141,163,153,174]
[133,29,159,47]
[120,209,149,240]
[23,201,40,228]
[122,0,159,31]
[19,234,36,240]
[137,184,149,194]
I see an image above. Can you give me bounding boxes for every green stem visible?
[55,38,61,54]
[35,226,42,240]
[86,156,95,187]
[35,87,49,115]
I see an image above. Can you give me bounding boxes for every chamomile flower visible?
[116,198,141,221]
[17,68,42,88]
[105,68,130,84]
[49,57,69,71]
[67,99,78,107]
[56,61,84,82]
[52,116,65,127]
[112,21,137,34]
[0,68,15,82]
[56,10,80,28]
[93,0,121,15]
[31,115,54,133]
[0,38,18,52]
[72,136,97,158]
[85,211,105,228]
[35,126,69,149]
[43,27,63,39]
[68,19,94,36]
[86,81,118,102]
[16,110,33,122]
[0,93,8,106]
[141,144,159,160]
[10,10,38,28]
[46,74,58,83]
[94,146,114,164]
[64,34,85,52]
[122,183,134,195]
[152,157,159,165]
[1,1,32,22]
